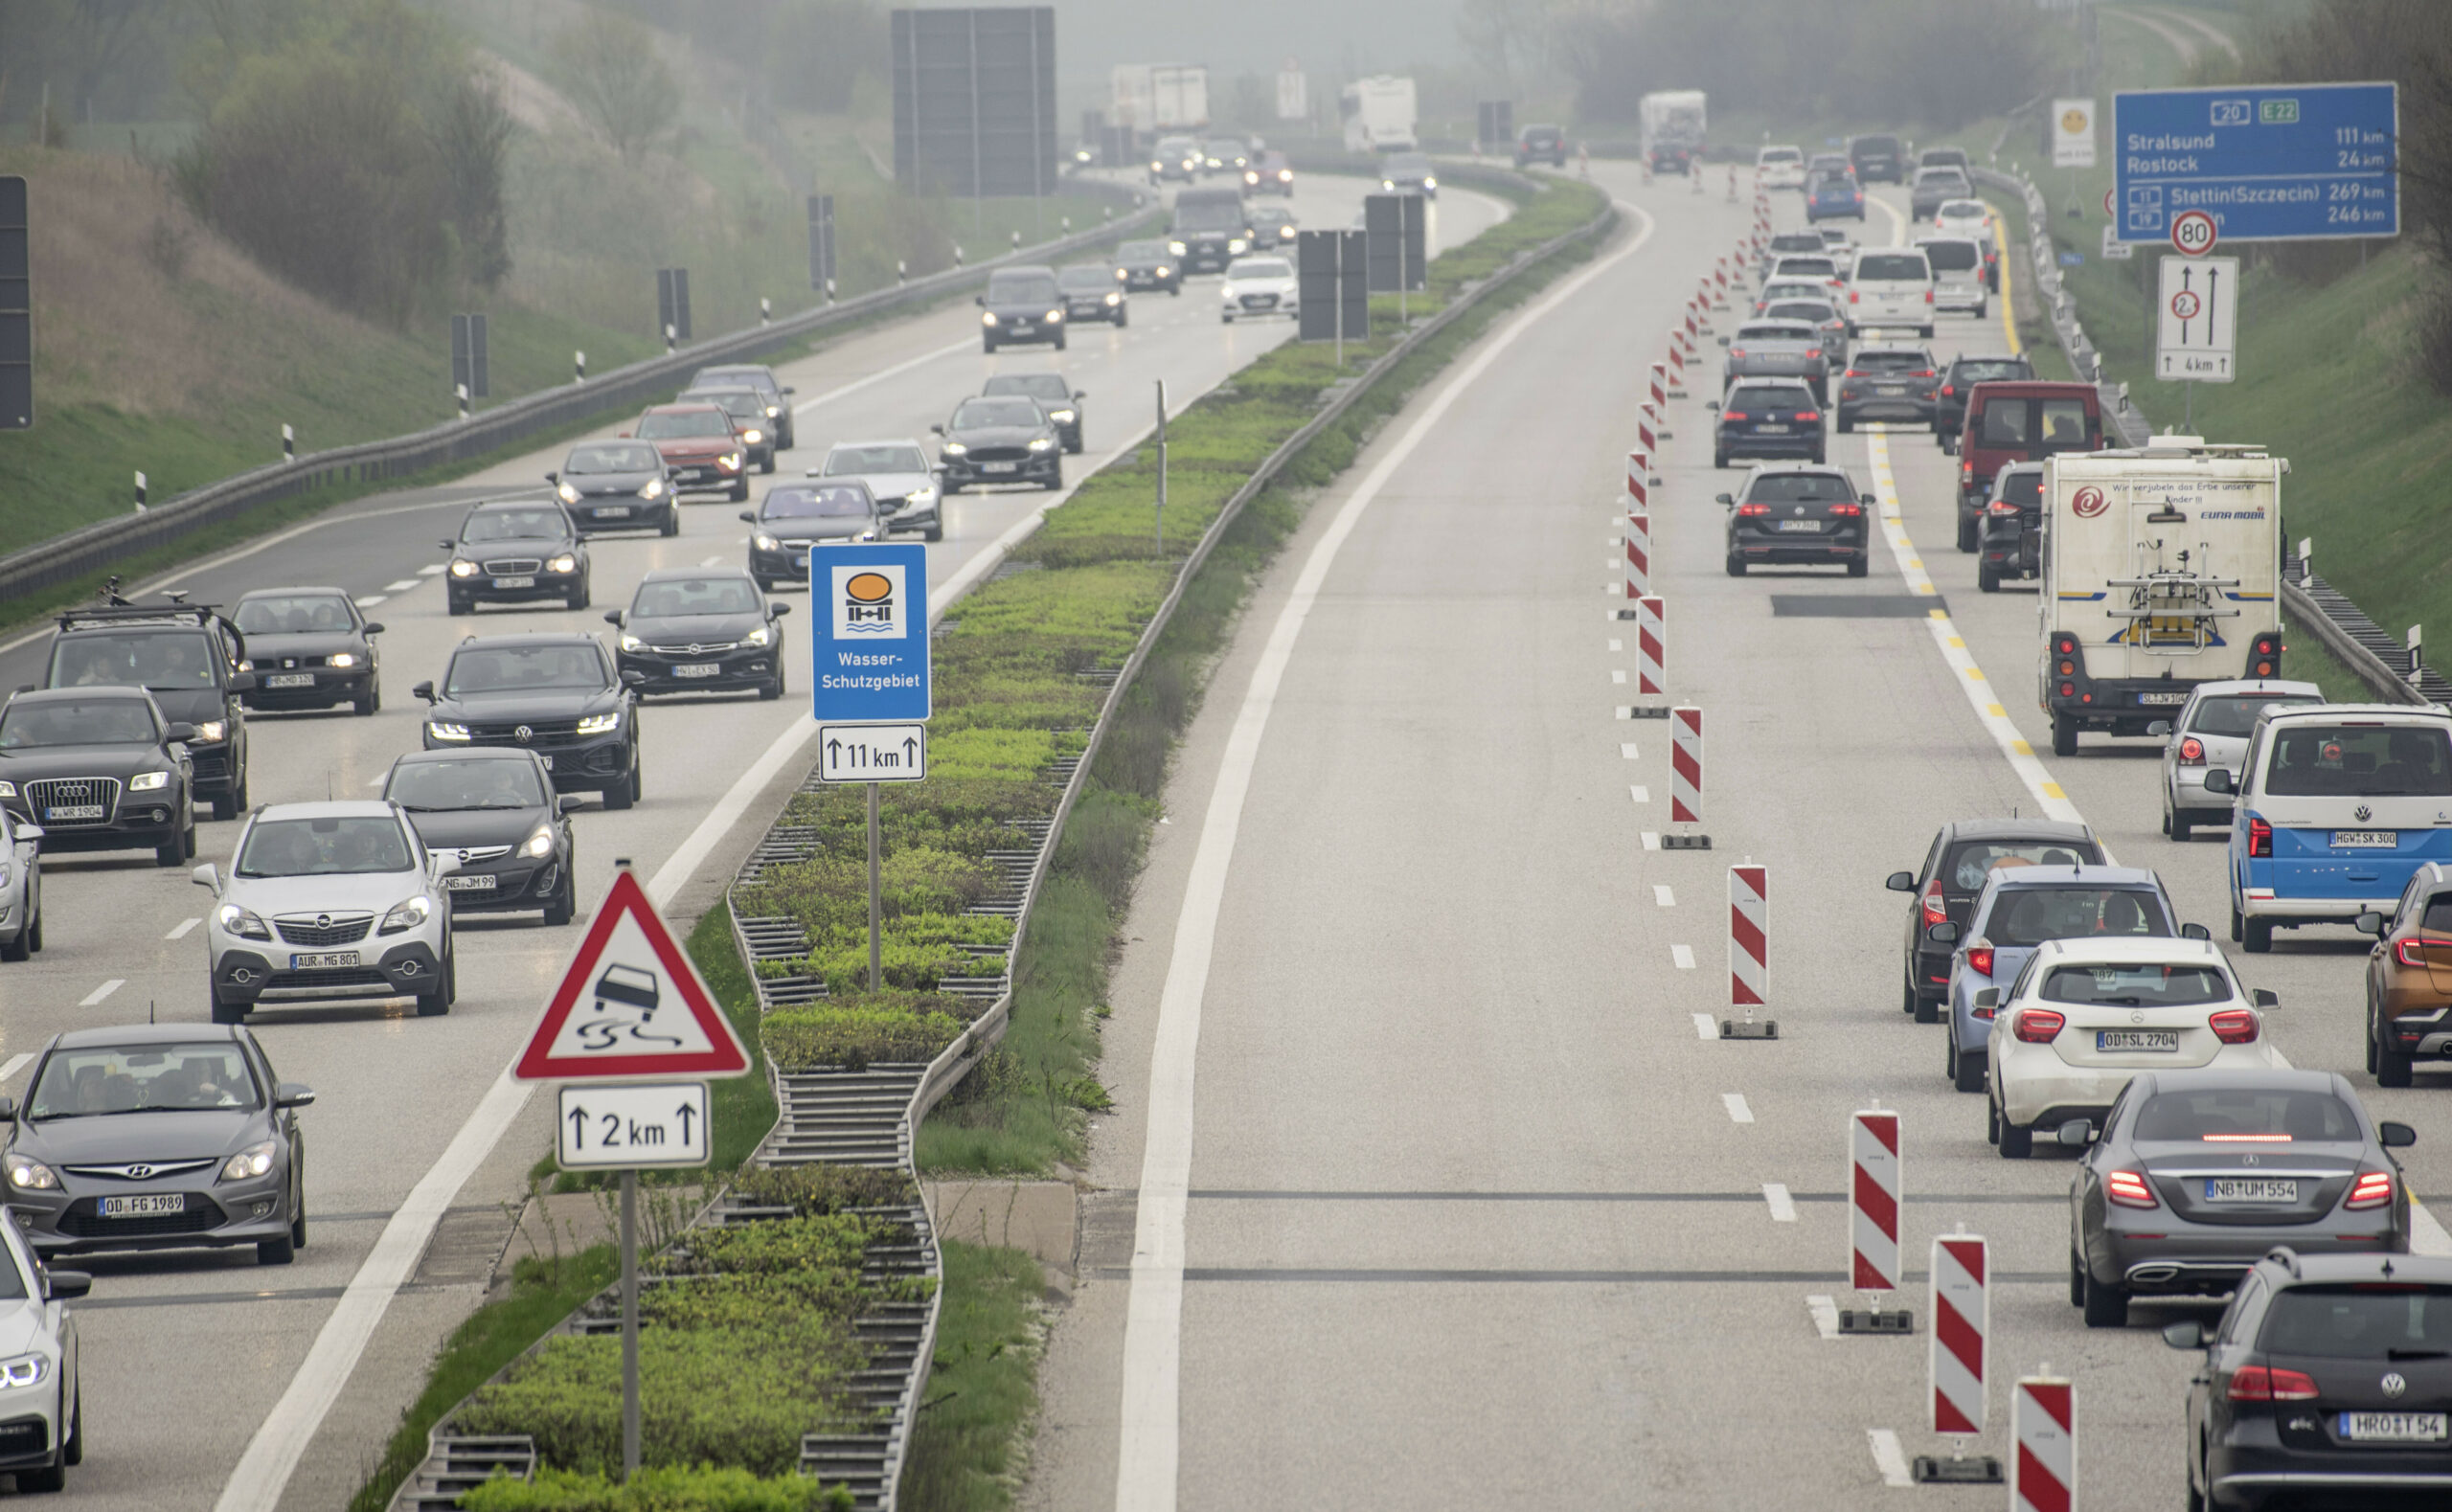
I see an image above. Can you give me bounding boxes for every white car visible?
[1987,937,2282,1158]
[1220,255,1298,324]
[1914,235,1989,316]
[1931,197,1992,242]
[1756,144,1806,190]
[0,808,40,961]
[811,440,942,543]
[193,801,457,1022]
[1848,246,1935,337]
[2149,679,2324,842]
[0,1209,82,1491]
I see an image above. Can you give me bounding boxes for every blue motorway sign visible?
[809,541,930,722]
[2114,83,2397,242]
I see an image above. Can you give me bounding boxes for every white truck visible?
[1640,89,1708,173]
[2037,440,2286,756]
[1112,64,1209,135]
[1341,75,1418,153]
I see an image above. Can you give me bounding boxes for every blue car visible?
[1929,864,2208,1093]
[1806,172,1865,222]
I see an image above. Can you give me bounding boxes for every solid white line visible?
[0,1053,31,1086]
[1762,1183,1797,1221]
[79,980,123,1007]
[1671,943,1695,969]
[382,579,420,593]
[1114,198,1658,1512]
[1692,1013,1717,1041]
[1722,1093,1753,1123]
[1868,1428,1915,1487]
[1611,668,1627,684]
[165,917,201,940]
[1620,742,1640,759]
[789,336,977,417]
[356,595,386,608]
[1629,785,1650,803]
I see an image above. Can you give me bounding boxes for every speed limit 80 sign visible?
[2169,210,2218,257]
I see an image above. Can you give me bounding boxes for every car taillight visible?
[1845,369,1863,378]
[1731,348,1747,358]
[1913,370,1935,378]
[2106,1170,2159,1208]
[1961,459,1975,482]
[2347,1170,2396,1209]
[1941,383,1956,396]
[2210,1008,2260,1045]
[1736,503,1770,517]
[2011,1008,2064,1043]
[1925,289,1935,304]
[2177,736,2205,765]
[2229,1365,2321,1402]
[1920,882,1947,927]
[1722,411,1749,421]
[2250,818,2273,857]
[2398,938,2449,968]
[1966,944,1995,977]
[1828,500,1860,516]
[1796,410,1823,422]
[2252,631,2282,678]
[1988,499,2020,516]
[1849,289,1860,303]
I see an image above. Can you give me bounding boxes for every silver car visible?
[1915,235,1988,317]
[0,808,40,961]
[2151,680,2325,842]
[811,440,942,542]
[0,1208,84,1489]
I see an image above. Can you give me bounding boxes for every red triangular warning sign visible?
[513,869,752,1081]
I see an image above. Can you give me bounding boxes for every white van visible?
[1756,144,1806,191]
[1914,235,1987,317]
[1849,246,1934,337]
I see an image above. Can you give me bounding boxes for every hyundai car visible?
[606,568,789,702]
[442,501,591,614]
[381,748,578,926]
[229,588,384,716]
[0,688,195,868]
[545,440,678,538]
[413,634,642,809]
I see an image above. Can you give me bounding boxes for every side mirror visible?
[2202,769,2235,795]
[2382,1120,2418,1149]
[1974,987,2002,1010]
[770,602,792,617]
[974,294,986,305]
[1706,400,1721,412]
[738,510,757,524]
[2252,988,2280,1009]
[361,621,385,636]
[13,824,41,844]
[412,681,436,703]
[227,671,257,692]
[1884,870,1916,892]
[275,1082,317,1109]
[191,863,218,891]
[1926,921,1962,945]
[616,431,629,438]
[556,794,585,815]
[165,722,199,743]
[0,1096,12,1121]
[544,471,558,485]
[783,385,796,395]
[1861,493,1877,507]
[1715,336,1730,347]
[929,423,945,436]
[2056,1119,2093,1148]
[1074,390,1087,399]
[2146,720,2172,737]
[2162,1320,2206,1351]
[603,609,624,626]
[620,670,647,688]
[2356,912,2386,937]
[2180,922,2211,940]
[439,539,456,551]
[1714,493,1735,506]
[43,1271,91,1301]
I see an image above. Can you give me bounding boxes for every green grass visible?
[897,1243,1047,1512]
[2282,609,2375,704]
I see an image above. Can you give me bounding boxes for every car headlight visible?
[1382,179,1395,190]
[1046,308,1064,322]
[1228,237,1249,254]
[220,1140,280,1182]
[379,895,433,936]
[743,624,773,647]
[193,720,226,743]
[1169,240,1187,256]
[546,553,578,574]
[328,652,357,668]
[1278,169,1292,182]
[0,782,13,799]
[764,404,781,418]
[1423,176,1437,190]
[556,482,580,504]
[619,632,645,652]
[1149,160,1162,170]
[1049,408,1077,423]
[753,533,781,551]
[0,1353,51,1390]
[1104,292,1120,305]
[1028,437,1056,452]
[577,711,623,735]
[719,453,743,471]
[941,441,968,457]
[238,659,256,671]
[1244,170,1259,185]
[1155,265,1171,278]
[522,824,556,860]
[982,311,999,327]
[741,428,764,445]
[127,770,170,792]
[427,721,470,741]
[449,558,477,577]
[907,485,938,506]
[216,902,271,940]
[0,863,10,889]
[639,478,666,499]
[4,1157,56,1192]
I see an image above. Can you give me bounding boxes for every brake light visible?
[1845,369,1863,378]
[1988,499,2020,516]
[1848,289,1860,303]
[2252,631,2282,678]
[1961,459,1974,482]
[1828,500,1860,516]
[1722,411,1749,422]
[1913,370,1935,378]
[2011,1008,2065,1043]
[2346,1169,2396,1209]
[1941,384,1956,396]
[1966,944,1995,977]
[1920,881,1947,927]
[2177,736,2205,765]
[2229,1365,2321,1402]
[1736,503,1770,517]
[2106,1170,2159,1208]
[1796,410,1823,422]
[1925,289,1935,303]
[2399,938,2449,968]
[2210,1007,2260,1045]
[2250,818,2273,858]
[1730,348,1747,358]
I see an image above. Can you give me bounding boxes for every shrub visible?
[727,1163,919,1216]
[459,1463,854,1510]
[762,1003,968,1071]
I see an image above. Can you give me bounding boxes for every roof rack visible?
[57,601,224,632]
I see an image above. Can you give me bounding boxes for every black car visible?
[1056,264,1127,327]
[1170,188,1251,276]
[1710,378,1825,468]
[1718,321,1829,401]
[981,372,1084,454]
[1976,462,2045,585]
[1884,819,2104,1019]
[978,265,1066,352]
[1833,344,1941,433]
[546,440,679,537]
[1380,151,1438,198]
[413,634,641,809]
[1245,149,1295,195]
[1717,463,1872,578]
[1246,204,1300,250]
[2169,1246,2452,1510]
[1514,124,1566,169]
[1149,135,1200,184]
[1200,138,1250,176]
[0,688,196,867]
[933,395,1062,492]
[606,569,790,701]
[380,748,579,924]
[743,482,889,590]
[2074,1072,2412,1332]
[678,386,780,474]
[1116,238,1181,295]
[230,588,383,716]
[40,601,251,819]
[443,501,592,615]
[690,363,797,451]
[1849,132,1904,184]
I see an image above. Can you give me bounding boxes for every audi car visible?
[743,482,890,589]
[813,440,942,542]
[0,688,196,868]
[413,634,642,809]
[606,569,789,701]
[381,748,578,925]
[1717,463,1872,577]
[229,588,383,715]
[933,395,1062,492]
[442,501,591,614]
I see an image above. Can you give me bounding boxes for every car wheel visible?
[761,455,776,475]
[258,1230,296,1265]
[661,510,679,538]
[0,918,26,962]
[1724,554,1746,577]
[2367,998,2382,1073]
[1055,332,1068,350]
[415,971,449,1018]
[2243,915,2274,954]
[1919,326,1935,339]
[1118,309,1129,327]
[983,339,998,354]
[2378,1030,2416,1088]
[2231,901,2244,942]
[211,991,246,1026]
[156,829,186,868]
[26,903,40,955]
[2081,1269,2128,1328]
[18,1456,63,1493]
[1903,974,1918,1015]
[211,787,238,822]
[1956,512,1979,553]
[1954,1044,1986,1094]
[1978,564,2001,593]
[1998,1115,2032,1160]
[1066,438,1082,455]
[568,583,588,612]
[2169,809,2192,843]
[1835,417,1853,434]
[1222,312,1234,324]
[1045,467,1063,491]
[2069,1249,2087,1308]
[1846,555,1869,578]
[1713,451,1728,468]
[2051,712,2078,757]
[753,576,775,594]
[730,478,750,503]
[923,522,943,543]
[291,1179,307,1251]
[354,679,379,715]
[544,868,577,928]
[1986,1096,2000,1145]
[1914,990,1939,1026]
[61,1382,79,1466]
[447,591,470,615]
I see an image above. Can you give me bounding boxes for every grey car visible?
[1,1023,313,1267]
[1761,297,1849,372]
[0,805,41,961]
[1911,166,1974,221]
[982,372,1085,455]
[743,482,888,590]
[2068,1070,2413,1327]
[545,441,678,537]
[813,440,942,542]
[1718,320,1829,401]
[1833,343,1941,432]
[2151,680,2326,842]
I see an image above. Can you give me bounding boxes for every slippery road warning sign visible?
[514,869,751,1081]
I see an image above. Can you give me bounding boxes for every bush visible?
[727,1163,919,1216]
[460,1464,853,1511]
[762,1002,968,1071]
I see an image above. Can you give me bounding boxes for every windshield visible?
[1760,147,1800,164]
[761,485,874,520]
[632,576,762,617]
[1386,155,1433,175]
[983,374,1070,401]
[234,595,352,635]
[1944,839,2100,891]
[1997,470,2044,507]
[1855,135,1900,154]
[1957,360,2032,384]
[1856,253,1930,281]
[1774,258,1836,278]
[825,445,929,475]
[235,814,414,876]
[1988,888,2171,946]
[1058,267,1116,291]
[1230,259,1292,280]
[1921,240,1980,272]
[1761,282,1825,304]
[386,756,546,810]
[2264,1287,2452,1358]
[1745,473,1854,504]
[987,273,1059,304]
[692,369,772,397]
[2265,724,2452,797]
[1120,240,1167,261]
[1941,199,1987,219]
[1173,202,1243,232]
[2191,693,2321,738]
[564,443,659,474]
[49,631,217,690]
[2039,962,2231,1006]
[1771,236,1823,254]
[1736,325,1811,343]
[1767,302,1838,325]
[460,508,570,543]
[1855,350,1932,373]
[1728,385,1812,410]
[0,697,156,748]
[684,390,763,419]
[29,1042,261,1119]
[637,410,734,440]
[2135,1088,2361,1143]
[444,644,607,696]
[953,398,1045,429]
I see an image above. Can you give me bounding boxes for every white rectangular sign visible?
[2052,98,2098,169]
[2156,254,2239,382]
[557,1081,710,1169]
[2100,224,2133,261]
[817,722,928,783]
[1277,67,1307,122]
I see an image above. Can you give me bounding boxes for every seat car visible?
[2,1023,311,1271]
[1986,937,2284,1159]
[1933,353,2037,451]
[1974,461,2045,587]
[2360,864,2452,1086]
[1246,149,1296,193]
[1929,864,2201,1091]
[1148,135,1200,184]
[1887,819,2104,1018]
[1116,238,1181,295]
[442,501,591,615]
[1954,381,2103,513]
[689,363,796,452]
[229,588,383,715]
[977,265,1067,352]
[1833,343,1941,432]
[193,801,456,1020]
[623,402,750,502]
[1517,125,1569,169]
[40,600,251,819]
[1846,247,1934,337]
[606,568,789,702]
[1717,321,1829,402]
[2072,1073,2409,1324]
[811,440,942,542]
[1220,254,1298,324]
[1915,235,1988,316]
[1911,166,1975,221]
[2217,704,2452,953]
[0,688,194,868]
[1754,143,1805,189]
[2150,680,2325,841]
[1849,132,1905,183]
[981,372,1085,454]
[1717,464,1869,577]
[1710,379,1824,469]
[1760,297,1849,371]
[1380,152,1438,197]
[2169,1248,2452,1511]
[1056,263,1127,327]
[380,748,578,925]
[934,395,1063,492]
[0,804,40,960]
[674,386,779,474]
[544,441,678,538]
[0,1209,83,1489]
[742,481,887,589]
[413,634,642,809]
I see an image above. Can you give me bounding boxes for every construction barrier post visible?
[1664,705,1709,848]
[1839,1108,1910,1333]
[1913,1232,2002,1482]
[2011,1373,2077,1512]
[1720,862,1772,1037]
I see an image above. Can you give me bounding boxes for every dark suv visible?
[1514,124,1566,168]
[413,634,641,810]
[40,601,252,819]
[1710,378,1824,468]
[1717,463,1872,578]
[978,266,1066,352]
[1833,344,1941,434]
[0,687,196,866]
[1848,132,1904,184]
[1885,820,2104,1018]
[443,502,591,615]
[1934,353,2036,451]
[689,363,796,452]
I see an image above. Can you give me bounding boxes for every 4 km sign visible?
[2156,254,2238,382]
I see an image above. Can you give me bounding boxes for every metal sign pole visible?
[868,781,883,992]
[1334,236,1345,367]
[1155,379,1168,553]
[621,1166,639,1480]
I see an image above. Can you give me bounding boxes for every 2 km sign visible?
[2156,254,2238,382]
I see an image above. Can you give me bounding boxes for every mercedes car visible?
[0,688,195,868]
[380,748,578,925]
[606,568,789,701]
[443,501,591,615]
[0,1209,83,1490]
[813,440,942,542]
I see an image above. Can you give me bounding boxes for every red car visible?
[623,403,750,502]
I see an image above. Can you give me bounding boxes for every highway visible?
[1021,161,2452,1509]
[0,170,1508,1511]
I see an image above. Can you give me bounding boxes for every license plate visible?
[983,462,1019,474]
[444,874,498,891]
[266,672,316,688]
[493,575,534,589]
[1009,324,1034,334]
[1877,385,1907,395]
[1756,423,1791,434]
[592,505,630,518]
[2342,1412,2448,1442]
[2334,830,2398,848]
[2098,1030,2179,1051]
[681,468,711,482]
[43,805,103,821]
[100,1194,183,1218]
[291,951,360,969]
[672,663,720,678]
[2206,1178,2300,1202]
[2138,691,2190,706]
[1777,519,1821,532]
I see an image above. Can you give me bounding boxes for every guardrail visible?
[0,181,1161,611]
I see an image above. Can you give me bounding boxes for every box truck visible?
[1640,90,1708,172]
[1113,63,1209,134]
[1341,76,1419,153]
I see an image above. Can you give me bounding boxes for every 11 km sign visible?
[2157,254,2238,381]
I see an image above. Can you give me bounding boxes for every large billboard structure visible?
[891,8,1059,199]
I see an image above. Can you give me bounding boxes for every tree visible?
[432,67,514,290]
[553,9,677,166]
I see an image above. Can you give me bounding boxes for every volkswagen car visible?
[380,748,578,925]
[743,482,890,589]
[442,502,591,615]
[545,441,678,537]
[1716,463,1870,577]
[934,395,1061,492]
[607,569,789,701]
[0,688,196,868]
[413,634,642,809]
[1709,379,1824,469]
[229,588,384,715]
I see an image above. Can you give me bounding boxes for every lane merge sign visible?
[811,540,932,722]
[514,868,752,1081]
[2156,254,2238,383]
[2115,82,2397,243]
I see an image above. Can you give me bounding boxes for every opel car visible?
[606,568,789,702]
[413,634,642,810]
[0,688,196,868]
[442,501,591,614]
[381,748,578,926]
[229,588,384,715]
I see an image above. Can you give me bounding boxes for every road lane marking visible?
[1671,944,1694,968]
[700,555,723,567]
[789,336,980,417]
[0,1053,31,1085]
[1608,638,1623,651]
[1722,1093,1753,1123]
[1654,884,1675,907]
[382,579,420,592]
[1868,1429,1915,1487]
[1806,1295,1841,1340]
[1615,706,1634,719]
[1629,784,1650,803]
[1621,742,1640,759]
[1692,1013,1717,1040]
[166,917,200,940]
[1612,668,1627,684]
[357,595,386,607]
[1642,831,1660,850]
[1762,1183,1796,1221]
[418,564,445,575]
[79,980,123,1006]
[1113,197,1659,1512]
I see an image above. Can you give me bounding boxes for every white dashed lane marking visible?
[417,564,445,576]
[1620,742,1639,759]
[1671,944,1695,969]
[80,980,125,1007]
[1867,1429,1914,1488]
[1629,785,1650,803]
[1762,1183,1796,1221]
[1654,884,1675,907]
[166,917,200,940]
[382,579,420,593]
[1612,669,1627,684]
[1691,1013,1717,1040]
[1806,1295,1841,1341]
[1722,1093,1753,1123]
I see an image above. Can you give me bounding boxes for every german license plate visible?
[267,673,315,688]
[672,664,720,678]
[100,1194,183,1218]
[2342,1412,2447,1442]
[2334,830,2397,848]
[443,874,497,891]
[492,575,534,589]
[2098,1030,2179,1051]
[2206,1179,2299,1202]
[2139,691,2190,706]
[1777,519,1821,532]
[291,951,360,969]
[43,805,103,821]
[1877,385,1907,395]
[1757,423,1791,434]
[983,462,1019,474]
[592,505,630,518]
[1009,324,1034,334]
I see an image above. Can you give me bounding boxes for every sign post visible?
[2115,83,2398,244]
[2156,252,2237,429]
